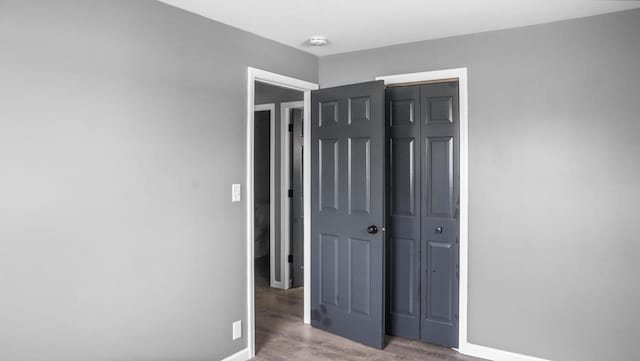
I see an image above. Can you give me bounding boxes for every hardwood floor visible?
[252,282,486,361]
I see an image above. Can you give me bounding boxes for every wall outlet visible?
[232,184,241,202]
[232,320,242,340]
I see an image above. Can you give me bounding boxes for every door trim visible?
[280,101,304,290]
[253,103,280,289]
[376,68,469,350]
[247,67,318,358]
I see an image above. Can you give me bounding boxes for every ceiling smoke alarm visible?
[309,36,328,46]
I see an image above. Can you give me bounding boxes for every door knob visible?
[435,226,443,234]
[367,225,378,234]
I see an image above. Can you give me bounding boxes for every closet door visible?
[420,82,460,348]
[386,85,421,339]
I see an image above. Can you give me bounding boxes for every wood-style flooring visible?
[252,266,486,361]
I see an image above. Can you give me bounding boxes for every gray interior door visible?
[386,82,460,348]
[290,108,304,288]
[311,81,386,349]
[419,82,460,347]
[386,85,422,340]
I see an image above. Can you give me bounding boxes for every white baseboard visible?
[220,347,250,361]
[270,281,284,289]
[458,342,551,361]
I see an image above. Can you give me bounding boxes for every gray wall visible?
[320,9,640,361]
[254,83,303,282]
[0,1,317,360]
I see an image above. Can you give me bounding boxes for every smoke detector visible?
[309,36,328,46]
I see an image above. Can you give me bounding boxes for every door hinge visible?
[288,254,293,263]
[288,189,293,198]
[288,124,293,132]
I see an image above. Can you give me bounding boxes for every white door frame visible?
[253,103,280,288]
[375,68,470,352]
[280,101,304,290]
[246,67,318,358]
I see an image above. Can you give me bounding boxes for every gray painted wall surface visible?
[254,83,303,282]
[0,1,317,360]
[320,9,640,361]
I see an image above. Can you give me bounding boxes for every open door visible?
[291,108,304,288]
[310,81,386,349]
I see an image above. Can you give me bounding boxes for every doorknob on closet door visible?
[435,226,443,234]
[367,225,378,234]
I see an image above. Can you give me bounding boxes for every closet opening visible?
[384,80,461,348]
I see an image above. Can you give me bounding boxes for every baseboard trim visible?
[458,342,551,361]
[270,281,284,289]
[220,347,250,361]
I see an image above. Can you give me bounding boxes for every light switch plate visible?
[232,320,242,340]
[232,184,241,202]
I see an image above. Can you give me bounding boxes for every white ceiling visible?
[158,0,640,56]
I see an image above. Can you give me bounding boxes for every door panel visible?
[386,86,421,340]
[349,96,371,124]
[389,237,417,316]
[319,139,339,212]
[420,82,460,348]
[426,136,454,218]
[426,96,454,124]
[425,240,454,323]
[311,81,385,349]
[348,137,371,215]
[349,237,372,316]
[319,233,339,306]
[390,138,416,216]
[320,101,339,126]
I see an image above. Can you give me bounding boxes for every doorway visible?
[253,103,275,289]
[385,81,460,347]
[253,85,305,291]
[246,68,318,358]
[253,85,305,354]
